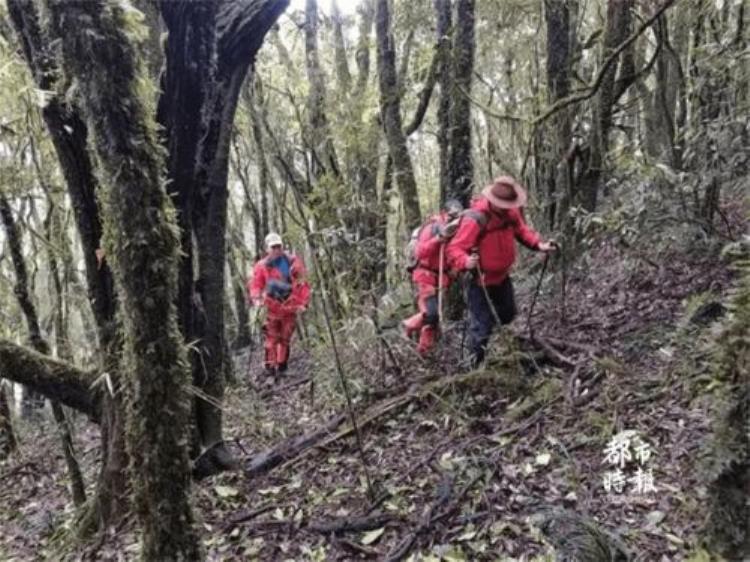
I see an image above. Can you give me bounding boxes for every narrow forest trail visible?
[0,207,743,561]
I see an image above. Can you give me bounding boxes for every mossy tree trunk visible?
[0,383,16,459]
[703,258,750,559]
[45,0,201,557]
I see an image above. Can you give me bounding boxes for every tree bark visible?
[0,194,45,415]
[578,0,633,211]
[0,339,98,418]
[45,0,201,557]
[375,0,421,231]
[43,195,87,507]
[702,261,750,559]
[7,0,128,528]
[305,0,340,180]
[435,0,453,204]
[331,0,352,93]
[156,0,217,395]
[448,0,476,207]
[544,0,574,230]
[246,80,272,245]
[192,0,286,456]
[6,0,116,347]
[0,384,17,459]
[155,0,286,463]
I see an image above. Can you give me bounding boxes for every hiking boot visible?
[278,361,288,374]
[402,313,423,340]
[417,325,437,355]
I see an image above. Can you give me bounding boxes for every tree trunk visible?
[246,80,272,245]
[702,261,750,559]
[0,195,45,416]
[544,0,574,230]
[192,1,287,458]
[578,0,633,211]
[43,199,87,507]
[228,245,251,349]
[305,0,340,180]
[156,1,218,410]
[2,192,88,506]
[45,0,201,557]
[0,340,98,417]
[447,0,475,207]
[6,0,125,527]
[0,384,16,459]
[331,0,352,94]
[434,0,453,204]
[375,0,421,231]
[156,0,286,465]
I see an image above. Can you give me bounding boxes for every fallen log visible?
[245,413,347,477]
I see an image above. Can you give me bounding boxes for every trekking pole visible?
[526,252,550,340]
[437,243,445,325]
[460,272,470,362]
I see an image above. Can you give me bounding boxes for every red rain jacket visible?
[248,252,311,317]
[446,196,541,286]
[412,211,453,289]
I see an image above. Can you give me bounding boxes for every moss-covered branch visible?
[0,339,99,419]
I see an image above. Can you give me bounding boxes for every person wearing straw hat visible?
[402,199,464,355]
[446,177,557,368]
[248,232,310,376]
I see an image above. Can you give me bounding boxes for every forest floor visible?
[0,200,746,561]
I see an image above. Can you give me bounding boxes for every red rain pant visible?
[263,314,297,371]
[403,284,439,355]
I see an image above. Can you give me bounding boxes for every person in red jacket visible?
[447,177,556,368]
[248,232,311,375]
[402,199,463,355]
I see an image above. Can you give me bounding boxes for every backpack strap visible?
[461,209,513,241]
[462,209,489,238]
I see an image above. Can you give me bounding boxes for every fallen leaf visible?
[214,485,238,498]
[361,527,385,545]
[535,452,552,466]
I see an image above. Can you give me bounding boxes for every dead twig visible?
[258,376,310,399]
[308,512,398,534]
[385,474,454,562]
[222,503,275,533]
[335,536,381,558]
